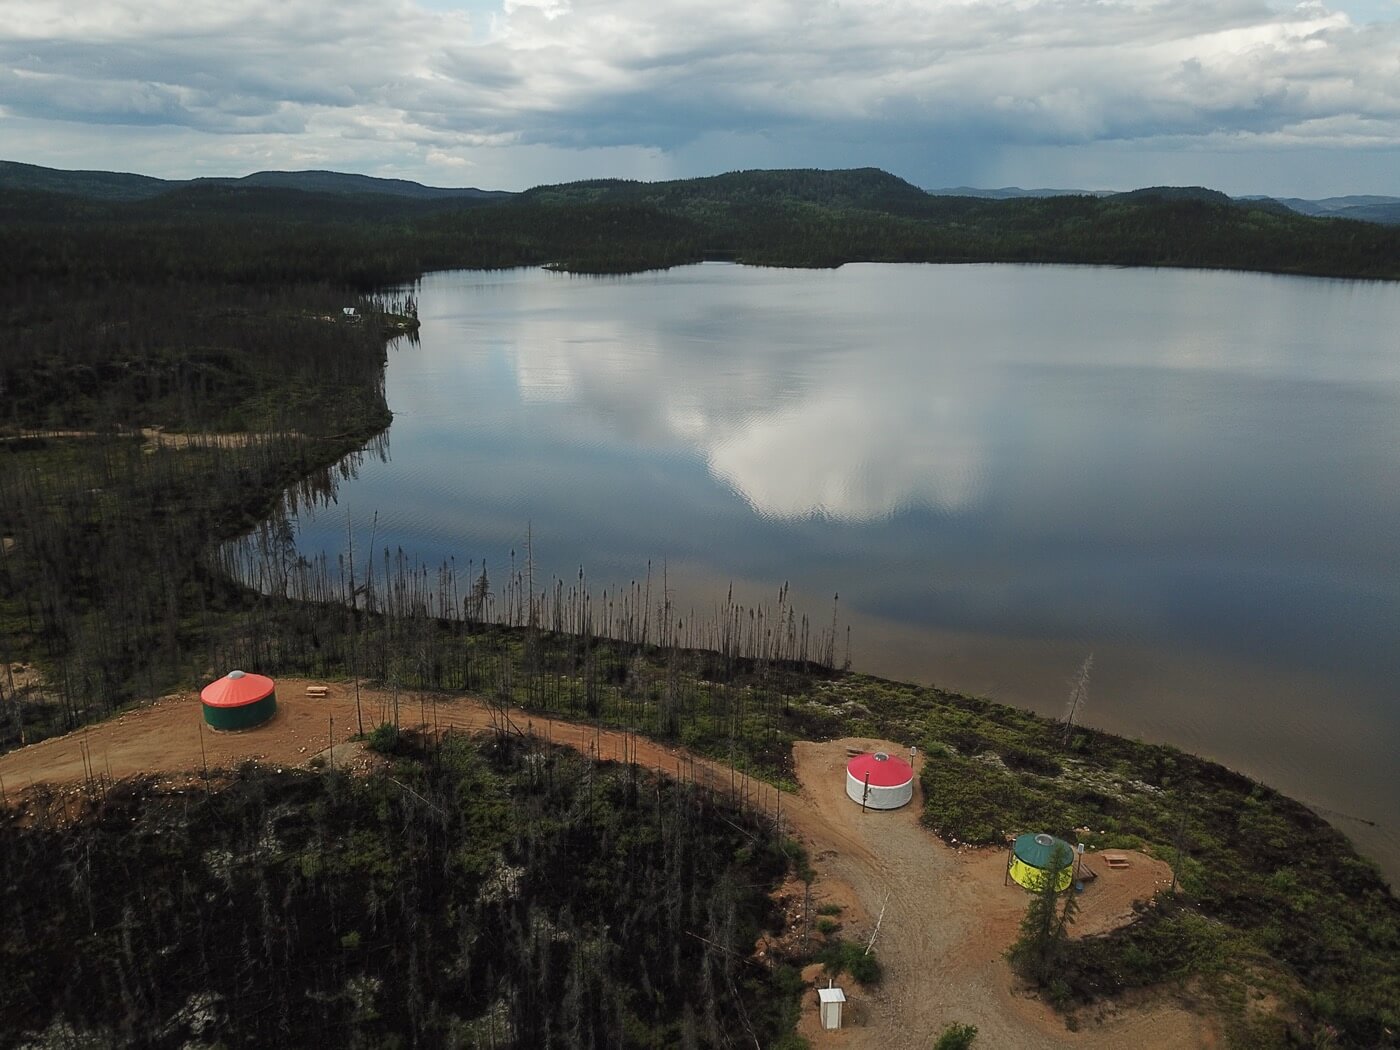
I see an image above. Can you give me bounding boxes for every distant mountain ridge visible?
[3,158,1395,224]
[3,160,1399,284]
[522,166,939,216]
[1258,195,1400,226]
[1247,193,1400,213]
[0,160,511,202]
[0,160,173,201]
[928,185,1117,199]
[933,181,1400,225]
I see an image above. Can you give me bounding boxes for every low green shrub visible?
[920,753,1074,845]
[781,838,816,884]
[1055,900,1229,999]
[365,721,400,754]
[933,1022,978,1049]
[817,939,882,985]
[1001,746,1063,777]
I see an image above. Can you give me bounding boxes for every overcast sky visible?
[1,0,1397,196]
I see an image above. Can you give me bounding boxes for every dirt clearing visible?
[787,739,1217,1048]
[0,687,1219,1047]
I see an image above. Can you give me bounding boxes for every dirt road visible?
[0,681,1219,1048]
[788,739,1217,1048]
[0,426,296,450]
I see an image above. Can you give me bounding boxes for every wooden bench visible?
[1102,853,1130,870]
[305,685,329,698]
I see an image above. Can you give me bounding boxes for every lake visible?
[286,263,1400,884]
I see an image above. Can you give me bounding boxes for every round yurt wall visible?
[1008,832,1075,892]
[200,669,278,730]
[845,751,915,810]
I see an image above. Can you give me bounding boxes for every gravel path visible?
[0,682,1219,1047]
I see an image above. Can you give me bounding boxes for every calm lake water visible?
[289,263,1400,884]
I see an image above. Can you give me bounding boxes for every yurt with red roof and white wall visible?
[200,670,277,730]
[845,750,915,809]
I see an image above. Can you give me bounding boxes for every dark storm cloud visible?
[0,0,1396,184]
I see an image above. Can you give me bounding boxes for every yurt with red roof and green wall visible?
[200,670,277,730]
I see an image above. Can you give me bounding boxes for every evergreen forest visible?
[1,163,1397,1048]
[2,165,1399,286]
[0,732,802,1048]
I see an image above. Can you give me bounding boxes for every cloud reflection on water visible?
[291,262,1400,878]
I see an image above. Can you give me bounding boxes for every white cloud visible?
[706,386,989,521]
[0,0,1396,191]
[485,278,995,521]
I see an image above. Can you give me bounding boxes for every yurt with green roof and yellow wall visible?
[1007,832,1076,892]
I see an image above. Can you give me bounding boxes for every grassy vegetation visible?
[237,601,1390,1046]
[0,283,405,746]
[2,165,1397,1048]
[146,503,1400,1047]
[165,582,1398,1046]
[793,674,1397,1047]
[0,285,402,433]
[933,1023,979,1050]
[6,433,1393,1048]
[816,939,883,986]
[0,732,804,1048]
[0,431,397,742]
[364,720,402,754]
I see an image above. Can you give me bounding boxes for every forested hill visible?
[4,160,1399,1049]
[3,162,1399,285]
[523,166,940,215]
[0,159,508,202]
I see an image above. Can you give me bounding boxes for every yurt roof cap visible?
[200,670,276,707]
[846,750,913,787]
[1012,832,1075,870]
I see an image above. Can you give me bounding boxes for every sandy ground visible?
[789,739,1216,1048]
[0,683,1220,1048]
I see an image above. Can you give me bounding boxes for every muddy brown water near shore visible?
[274,264,1400,885]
